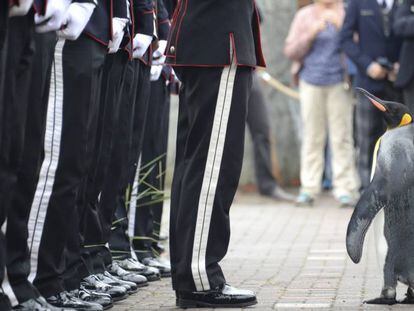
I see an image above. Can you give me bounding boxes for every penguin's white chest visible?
[373,209,387,272]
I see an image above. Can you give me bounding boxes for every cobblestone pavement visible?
[113,193,412,310]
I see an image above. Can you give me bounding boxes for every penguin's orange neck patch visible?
[399,113,413,127]
[369,98,387,112]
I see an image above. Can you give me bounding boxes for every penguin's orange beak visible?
[355,88,387,112]
[368,98,387,112]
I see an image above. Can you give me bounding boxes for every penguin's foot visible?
[400,288,414,304]
[364,297,397,305]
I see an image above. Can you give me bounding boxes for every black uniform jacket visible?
[165,0,265,67]
[84,0,112,46]
[394,0,414,88]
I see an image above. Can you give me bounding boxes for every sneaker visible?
[141,257,171,278]
[46,292,102,311]
[338,195,354,208]
[77,287,113,310]
[81,275,128,302]
[115,258,160,281]
[269,187,296,202]
[295,192,314,207]
[107,262,148,287]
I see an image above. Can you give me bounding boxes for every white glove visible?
[57,2,96,41]
[9,0,34,17]
[132,33,153,59]
[108,18,128,54]
[152,40,167,65]
[150,65,163,81]
[35,0,71,33]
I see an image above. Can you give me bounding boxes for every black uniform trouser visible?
[69,51,129,279]
[27,36,106,298]
[356,82,402,190]
[108,61,151,261]
[7,31,56,306]
[170,63,253,292]
[0,3,11,310]
[132,77,170,259]
[106,60,141,262]
[246,73,278,196]
[404,79,414,113]
[1,15,41,307]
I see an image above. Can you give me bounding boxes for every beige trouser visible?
[299,80,359,198]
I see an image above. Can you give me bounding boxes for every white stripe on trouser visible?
[191,53,237,291]
[27,40,65,282]
[128,155,141,261]
[128,155,142,239]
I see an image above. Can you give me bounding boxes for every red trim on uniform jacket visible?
[166,33,257,68]
[252,0,266,67]
[165,0,181,54]
[173,0,188,58]
[229,33,239,64]
[85,32,109,46]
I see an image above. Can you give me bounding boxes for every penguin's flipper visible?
[346,181,385,263]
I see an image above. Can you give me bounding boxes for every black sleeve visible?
[133,0,155,36]
[157,0,170,40]
[113,0,128,19]
[340,0,373,72]
[394,0,414,38]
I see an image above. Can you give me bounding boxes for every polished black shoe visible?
[81,275,128,302]
[77,287,113,310]
[102,271,138,294]
[107,262,148,287]
[46,291,103,311]
[176,284,257,309]
[13,297,69,310]
[114,258,160,281]
[141,257,171,278]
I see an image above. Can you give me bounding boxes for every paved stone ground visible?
[113,192,413,310]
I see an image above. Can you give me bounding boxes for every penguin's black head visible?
[357,88,413,129]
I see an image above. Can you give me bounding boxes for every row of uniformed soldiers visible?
[0,0,176,310]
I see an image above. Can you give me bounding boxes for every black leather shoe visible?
[102,271,138,294]
[77,287,113,310]
[176,284,257,309]
[141,257,171,278]
[107,262,148,287]
[81,275,128,302]
[114,258,160,281]
[13,297,69,310]
[46,292,103,311]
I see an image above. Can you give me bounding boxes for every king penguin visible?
[346,88,414,305]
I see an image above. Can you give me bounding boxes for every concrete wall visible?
[166,1,301,187]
